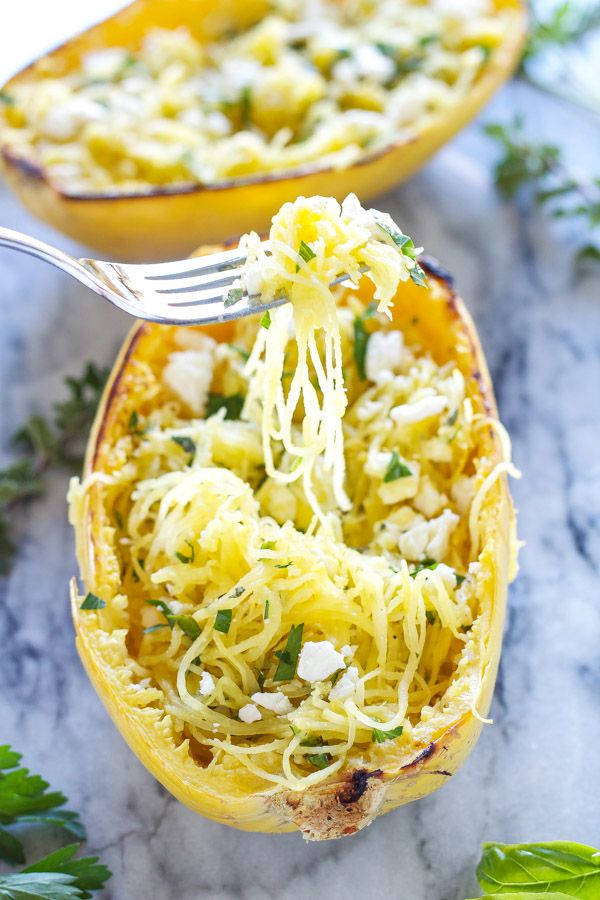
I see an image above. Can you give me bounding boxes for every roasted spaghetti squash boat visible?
[69,195,518,840]
[1,0,526,259]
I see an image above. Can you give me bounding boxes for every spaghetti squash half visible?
[69,195,517,839]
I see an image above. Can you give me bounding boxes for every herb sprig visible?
[0,363,109,575]
[0,745,111,898]
[467,840,600,898]
[485,116,600,264]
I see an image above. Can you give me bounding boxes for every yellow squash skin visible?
[70,255,516,840]
[1,0,526,261]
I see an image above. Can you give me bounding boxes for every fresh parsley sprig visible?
[0,362,108,575]
[485,116,600,263]
[524,0,600,61]
[0,745,111,898]
[0,746,83,865]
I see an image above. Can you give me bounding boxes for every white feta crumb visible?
[391,394,448,425]
[198,671,215,696]
[340,644,354,659]
[83,48,129,80]
[398,509,459,561]
[431,562,458,591]
[297,641,346,683]
[163,345,215,415]
[365,331,405,383]
[239,703,262,723]
[354,44,397,82]
[414,478,447,518]
[451,475,475,514]
[355,399,384,422]
[329,666,360,701]
[251,691,294,715]
[40,97,105,141]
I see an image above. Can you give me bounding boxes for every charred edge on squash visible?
[401,742,436,769]
[419,255,454,289]
[337,768,384,806]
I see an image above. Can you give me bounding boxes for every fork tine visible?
[119,245,248,279]
[146,266,245,294]
[174,294,288,324]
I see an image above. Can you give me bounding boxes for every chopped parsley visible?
[128,410,146,435]
[295,240,316,271]
[383,450,412,482]
[146,599,200,640]
[79,593,106,610]
[372,725,403,743]
[274,561,293,569]
[260,541,277,551]
[410,559,438,578]
[175,540,195,564]
[456,573,467,586]
[230,585,245,599]
[264,599,270,620]
[353,302,378,379]
[307,752,332,769]
[214,609,233,634]
[205,392,244,420]
[273,623,304,681]
[171,435,196,461]
[0,91,15,106]
[224,287,244,308]
[372,212,427,287]
[425,610,437,625]
[260,310,271,330]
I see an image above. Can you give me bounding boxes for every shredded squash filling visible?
[70,195,517,791]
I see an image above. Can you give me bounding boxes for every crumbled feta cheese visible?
[329,665,359,701]
[432,562,457,591]
[40,97,105,141]
[163,344,215,415]
[365,331,405,383]
[398,509,459,561]
[451,475,475,514]
[83,48,129,80]
[340,644,354,659]
[414,478,447,517]
[239,703,262,723]
[198,671,215,696]
[391,394,448,425]
[297,640,346,682]
[365,447,420,504]
[251,691,294,715]
[355,399,384,422]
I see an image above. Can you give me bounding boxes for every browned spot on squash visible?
[401,742,436,769]
[337,768,383,806]
[188,736,213,769]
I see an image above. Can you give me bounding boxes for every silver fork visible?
[0,226,288,324]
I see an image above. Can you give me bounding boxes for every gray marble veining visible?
[0,79,599,900]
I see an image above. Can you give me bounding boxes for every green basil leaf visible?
[175,540,195,564]
[307,753,332,769]
[353,315,369,380]
[260,310,271,330]
[224,287,244,308]
[466,894,573,899]
[295,240,316,271]
[372,725,403,743]
[477,842,600,898]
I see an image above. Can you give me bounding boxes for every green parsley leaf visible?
[224,287,244,308]
[264,599,270,620]
[0,748,85,866]
[260,310,271,330]
[295,240,316,271]
[274,561,293,569]
[175,540,195,564]
[260,541,277,551]
[353,314,369,380]
[299,735,322,747]
[171,435,196,461]
[307,753,332,769]
[2,842,112,898]
[383,450,412,482]
[410,559,438,578]
[372,725,403,743]
[79,593,106,610]
[273,623,304,681]
[146,600,200,640]
[214,609,233,634]
[455,573,466,586]
[205,393,245,420]
[425,610,436,625]
[127,410,146,436]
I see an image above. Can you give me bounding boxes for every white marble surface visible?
[1,24,600,900]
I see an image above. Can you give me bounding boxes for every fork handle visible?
[0,226,107,295]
